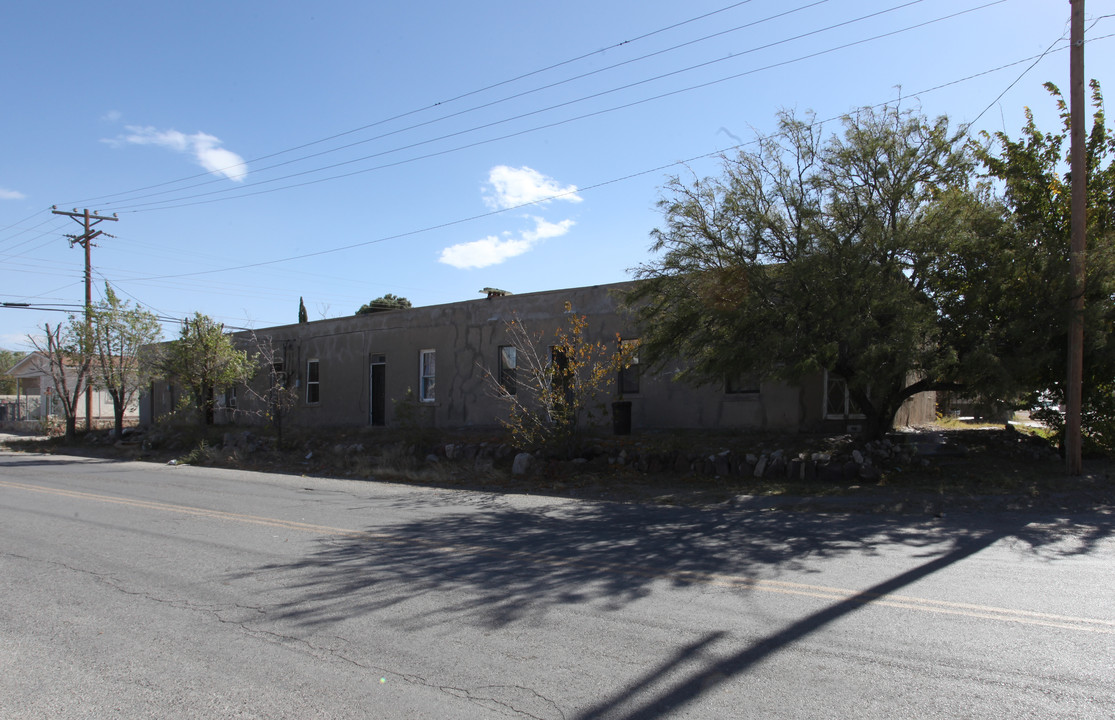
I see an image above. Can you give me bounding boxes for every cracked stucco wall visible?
[142,281,933,432]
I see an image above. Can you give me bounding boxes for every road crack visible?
[440,684,567,720]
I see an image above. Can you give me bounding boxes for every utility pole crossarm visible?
[66,230,103,247]
[50,206,118,222]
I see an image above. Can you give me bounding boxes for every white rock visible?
[512,452,533,476]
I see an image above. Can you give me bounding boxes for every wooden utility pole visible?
[51,206,118,431]
[1066,0,1086,475]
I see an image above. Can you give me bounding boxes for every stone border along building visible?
[139,281,935,434]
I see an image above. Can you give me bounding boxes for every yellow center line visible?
[3,478,1112,634]
[0,478,376,537]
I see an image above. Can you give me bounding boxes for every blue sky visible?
[2,0,1112,350]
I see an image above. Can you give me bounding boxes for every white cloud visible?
[439,216,575,269]
[190,134,249,181]
[102,110,122,123]
[108,125,248,181]
[522,216,574,242]
[440,167,581,269]
[439,235,533,270]
[0,188,26,200]
[484,165,581,210]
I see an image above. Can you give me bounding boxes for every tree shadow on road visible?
[233,498,1114,633]
[571,528,1010,719]
[0,455,131,468]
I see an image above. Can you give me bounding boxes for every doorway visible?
[370,355,386,426]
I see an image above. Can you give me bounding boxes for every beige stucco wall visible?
[233,283,807,432]
[143,281,935,433]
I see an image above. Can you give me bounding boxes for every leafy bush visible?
[179,440,215,465]
[1032,383,1115,456]
[392,387,439,451]
[485,303,634,458]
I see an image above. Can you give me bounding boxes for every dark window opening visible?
[499,345,517,395]
[726,372,760,395]
[306,359,320,404]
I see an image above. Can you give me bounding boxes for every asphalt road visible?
[1,448,1113,719]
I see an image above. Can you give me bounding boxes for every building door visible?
[370,355,386,426]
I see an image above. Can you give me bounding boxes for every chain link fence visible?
[0,396,45,424]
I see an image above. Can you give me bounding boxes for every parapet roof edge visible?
[239,279,638,335]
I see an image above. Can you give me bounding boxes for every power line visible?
[16,280,86,305]
[0,207,59,239]
[968,13,1112,129]
[967,34,1067,128]
[0,234,68,261]
[89,269,174,323]
[3,30,1097,310]
[1,302,85,312]
[0,215,69,251]
[116,46,1064,285]
[109,0,1006,214]
[84,0,836,210]
[64,0,765,207]
[0,299,190,328]
[7,2,1095,332]
[105,0,945,211]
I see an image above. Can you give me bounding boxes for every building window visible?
[550,347,573,406]
[618,339,641,395]
[306,359,320,404]
[223,386,237,410]
[499,345,516,395]
[271,357,286,388]
[824,371,865,418]
[726,372,760,395]
[419,349,436,402]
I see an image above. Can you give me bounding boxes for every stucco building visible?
[141,281,935,434]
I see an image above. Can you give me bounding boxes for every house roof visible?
[5,351,93,379]
[5,352,48,379]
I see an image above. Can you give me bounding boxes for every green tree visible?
[356,294,412,315]
[29,318,93,440]
[628,105,985,438]
[0,349,22,395]
[89,284,163,438]
[155,313,255,426]
[975,81,1115,451]
[298,296,308,324]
